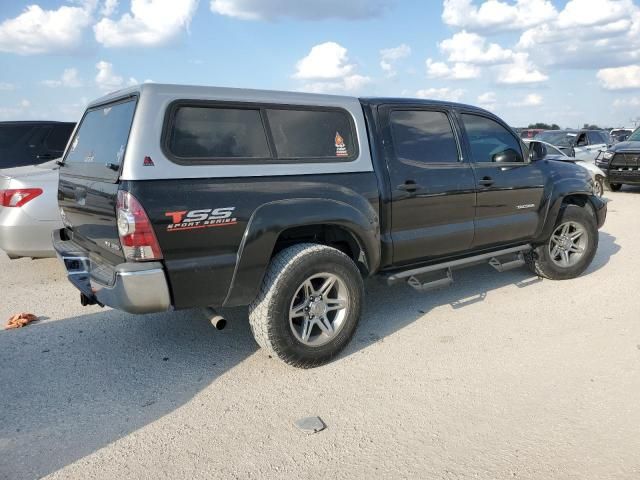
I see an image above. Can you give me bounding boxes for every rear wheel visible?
[526,205,598,280]
[607,182,622,192]
[249,243,364,368]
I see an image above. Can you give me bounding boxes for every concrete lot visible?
[1,189,639,480]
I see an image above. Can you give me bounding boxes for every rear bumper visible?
[53,229,172,314]
[0,209,60,258]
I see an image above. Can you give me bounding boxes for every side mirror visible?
[493,148,523,163]
[529,148,540,162]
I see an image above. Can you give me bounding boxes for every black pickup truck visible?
[53,84,607,368]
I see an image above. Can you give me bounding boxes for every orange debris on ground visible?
[5,313,38,330]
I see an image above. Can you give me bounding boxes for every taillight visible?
[116,190,163,261]
[0,188,43,207]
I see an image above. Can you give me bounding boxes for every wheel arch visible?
[222,198,380,307]
[536,191,601,243]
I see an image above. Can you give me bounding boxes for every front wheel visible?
[607,182,622,192]
[526,205,598,280]
[594,176,604,197]
[249,243,364,368]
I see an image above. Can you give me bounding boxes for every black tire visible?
[248,243,364,368]
[607,182,622,192]
[525,205,598,280]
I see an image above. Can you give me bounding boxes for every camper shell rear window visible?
[62,96,137,181]
[162,100,358,165]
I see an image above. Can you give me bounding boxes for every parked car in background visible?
[610,128,633,144]
[0,121,75,259]
[596,128,640,191]
[525,139,607,196]
[534,130,578,155]
[571,130,611,162]
[519,128,545,140]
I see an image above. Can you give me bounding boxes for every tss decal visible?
[165,207,237,231]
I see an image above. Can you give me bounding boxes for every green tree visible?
[528,123,560,130]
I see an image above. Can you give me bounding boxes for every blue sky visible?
[1,0,640,128]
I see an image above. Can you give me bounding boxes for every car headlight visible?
[603,151,614,161]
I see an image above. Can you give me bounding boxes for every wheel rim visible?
[549,221,588,268]
[289,273,349,347]
[595,180,603,197]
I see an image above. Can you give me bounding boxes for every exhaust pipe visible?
[80,292,97,306]
[204,307,226,330]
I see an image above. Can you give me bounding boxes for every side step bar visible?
[386,244,532,290]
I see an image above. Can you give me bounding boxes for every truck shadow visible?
[0,232,619,478]
[0,307,258,479]
[348,229,620,354]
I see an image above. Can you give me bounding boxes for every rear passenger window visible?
[266,109,356,159]
[390,110,459,164]
[169,107,270,159]
[46,124,74,152]
[461,114,524,163]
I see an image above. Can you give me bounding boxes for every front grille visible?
[611,152,640,169]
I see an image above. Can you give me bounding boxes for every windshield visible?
[63,97,136,181]
[534,131,577,148]
[627,128,640,142]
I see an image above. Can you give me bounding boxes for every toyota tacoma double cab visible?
[53,84,607,368]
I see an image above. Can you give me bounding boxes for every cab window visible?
[461,114,524,163]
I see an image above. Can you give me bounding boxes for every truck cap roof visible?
[87,83,493,116]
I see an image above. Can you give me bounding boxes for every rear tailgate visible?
[58,96,137,265]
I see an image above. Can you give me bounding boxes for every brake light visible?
[0,188,43,207]
[116,190,163,261]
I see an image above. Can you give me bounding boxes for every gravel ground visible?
[1,189,639,480]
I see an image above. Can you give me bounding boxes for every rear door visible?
[380,105,476,265]
[458,111,545,248]
[58,97,137,263]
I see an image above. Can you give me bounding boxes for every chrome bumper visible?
[53,229,171,314]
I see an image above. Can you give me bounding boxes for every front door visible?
[458,111,545,248]
[381,106,477,265]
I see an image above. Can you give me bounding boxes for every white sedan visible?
[525,139,607,197]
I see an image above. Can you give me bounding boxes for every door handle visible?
[37,153,54,160]
[398,180,419,193]
[479,177,494,187]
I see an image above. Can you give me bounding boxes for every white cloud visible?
[496,53,548,85]
[300,74,371,94]
[439,31,513,65]
[556,0,632,28]
[597,65,640,90]
[477,91,497,109]
[0,82,15,91]
[478,92,496,104]
[0,98,32,120]
[0,2,94,55]
[508,93,543,107]
[94,0,198,47]
[95,60,137,92]
[210,0,391,21]
[442,0,557,32]
[42,68,83,88]
[380,44,411,75]
[294,42,355,80]
[415,88,465,102]
[294,42,370,94]
[426,59,480,80]
[517,0,640,69]
[101,0,119,16]
[613,97,640,108]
